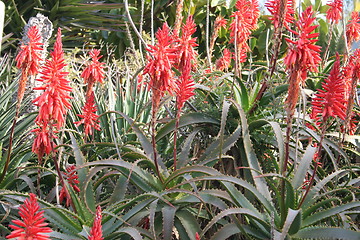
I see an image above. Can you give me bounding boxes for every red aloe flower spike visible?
[210,16,227,54]
[175,71,195,112]
[31,123,57,163]
[230,0,259,68]
[16,25,43,76]
[346,11,360,46]
[143,22,178,111]
[81,49,105,97]
[283,7,321,177]
[284,6,321,80]
[59,165,80,206]
[216,48,233,71]
[343,49,360,134]
[311,54,346,124]
[143,22,178,180]
[7,193,52,240]
[265,0,295,30]
[15,25,43,105]
[33,28,72,131]
[176,16,198,77]
[74,91,101,136]
[89,206,104,240]
[230,0,260,45]
[326,0,343,24]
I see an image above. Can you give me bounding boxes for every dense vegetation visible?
[0,0,359,239]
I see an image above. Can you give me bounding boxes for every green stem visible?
[151,104,163,182]
[173,109,181,171]
[0,106,20,184]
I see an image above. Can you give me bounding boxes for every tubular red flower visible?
[7,193,52,240]
[265,0,295,29]
[31,123,57,161]
[230,0,259,64]
[59,165,80,206]
[143,23,178,110]
[230,0,259,44]
[175,16,198,112]
[89,206,104,240]
[311,55,346,123]
[346,11,360,46]
[74,91,100,136]
[33,28,72,130]
[15,25,43,104]
[326,0,343,24]
[175,71,195,111]
[214,16,227,30]
[215,48,233,71]
[284,6,321,80]
[210,16,227,55]
[16,26,43,76]
[176,16,198,75]
[81,49,105,97]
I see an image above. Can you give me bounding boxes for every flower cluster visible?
[75,92,101,136]
[284,7,321,115]
[143,23,178,112]
[15,25,43,104]
[229,0,259,63]
[175,16,198,111]
[265,0,295,30]
[285,7,321,79]
[81,49,105,97]
[210,16,227,54]
[32,28,72,161]
[311,55,346,124]
[342,49,360,134]
[216,48,233,71]
[89,206,104,240]
[346,12,360,46]
[75,49,104,137]
[16,26,43,77]
[326,0,343,24]
[59,165,81,206]
[7,193,52,239]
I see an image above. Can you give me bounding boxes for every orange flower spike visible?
[326,0,343,24]
[7,193,52,240]
[89,206,104,240]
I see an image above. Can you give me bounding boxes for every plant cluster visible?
[0,0,359,239]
